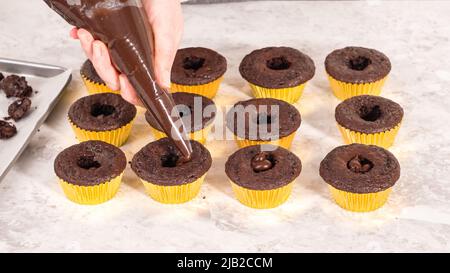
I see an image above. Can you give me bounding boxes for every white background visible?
[0,0,450,252]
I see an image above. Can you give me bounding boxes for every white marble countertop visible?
[1,0,450,252]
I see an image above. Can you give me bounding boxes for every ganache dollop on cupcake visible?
[225,145,302,209]
[171,47,227,98]
[68,93,137,146]
[131,138,212,204]
[335,95,404,148]
[325,46,391,100]
[54,140,127,204]
[226,98,301,149]
[239,47,315,103]
[320,144,400,212]
[145,92,216,144]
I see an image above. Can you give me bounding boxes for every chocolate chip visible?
[0,75,33,98]
[0,120,17,139]
[8,98,32,121]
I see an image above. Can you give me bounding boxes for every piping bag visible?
[44,0,193,160]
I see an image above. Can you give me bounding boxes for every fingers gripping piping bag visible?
[44,0,193,160]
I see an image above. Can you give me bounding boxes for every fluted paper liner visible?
[58,173,123,205]
[230,181,294,209]
[69,118,135,147]
[140,174,207,204]
[327,74,387,100]
[248,82,307,104]
[337,123,401,149]
[81,75,121,95]
[329,186,392,212]
[171,77,224,99]
[233,131,297,150]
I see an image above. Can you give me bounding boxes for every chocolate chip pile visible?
[0,73,34,139]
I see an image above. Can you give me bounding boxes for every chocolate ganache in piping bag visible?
[44,0,193,160]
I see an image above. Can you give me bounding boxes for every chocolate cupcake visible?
[80,60,120,95]
[171,47,227,99]
[226,98,301,149]
[131,138,212,204]
[239,47,315,103]
[54,140,127,205]
[325,46,391,100]
[145,92,216,144]
[320,144,400,212]
[226,145,302,209]
[335,95,404,148]
[68,93,137,147]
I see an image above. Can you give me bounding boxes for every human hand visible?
[71,0,184,105]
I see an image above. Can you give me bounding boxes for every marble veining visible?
[0,0,450,252]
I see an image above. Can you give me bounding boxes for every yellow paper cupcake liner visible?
[150,124,213,145]
[337,123,401,149]
[81,75,121,95]
[171,77,224,99]
[140,174,207,204]
[234,131,297,150]
[58,173,123,205]
[329,186,392,212]
[230,181,294,209]
[69,118,135,147]
[327,74,387,100]
[248,82,307,104]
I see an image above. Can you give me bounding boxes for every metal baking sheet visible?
[0,58,72,182]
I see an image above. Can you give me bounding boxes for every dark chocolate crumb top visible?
[69,93,137,131]
[320,144,400,194]
[325,46,391,84]
[239,47,315,89]
[0,75,33,98]
[226,98,301,140]
[80,59,105,84]
[131,138,212,186]
[171,47,227,86]
[145,92,216,133]
[54,140,127,186]
[335,95,404,134]
[225,145,302,190]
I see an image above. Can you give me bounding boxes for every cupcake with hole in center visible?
[226,145,302,209]
[335,95,404,148]
[325,46,391,100]
[68,93,137,147]
[171,47,227,99]
[80,60,120,95]
[320,144,400,212]
[131,138,212,204]
[54,140,127,205]
[239,47,315,103]
[226,98,301,149]
[145,92,216,144]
